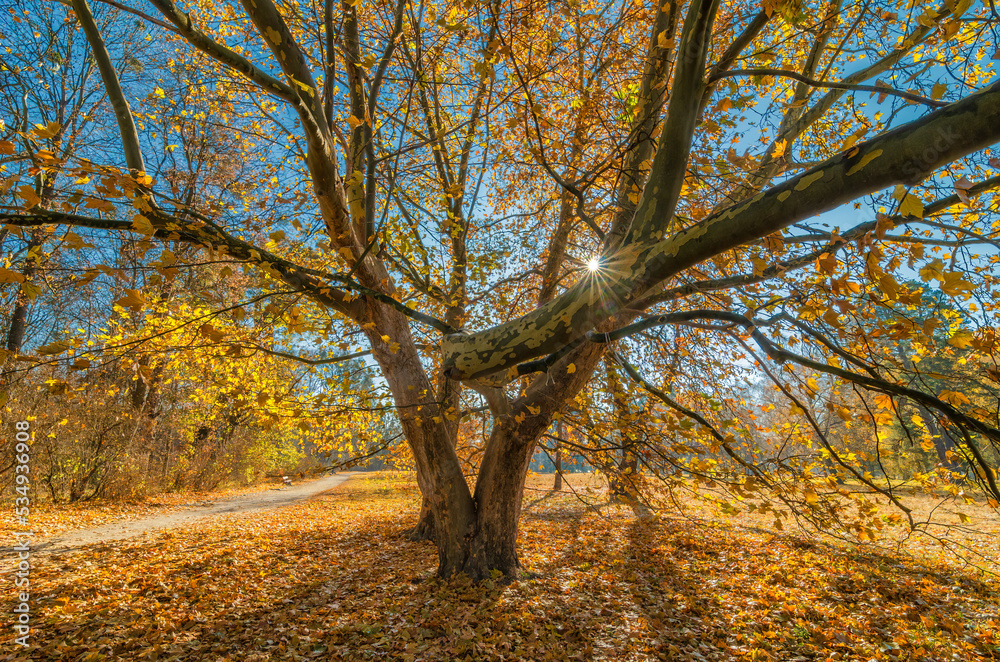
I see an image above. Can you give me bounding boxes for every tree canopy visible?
[2,0,1000,577]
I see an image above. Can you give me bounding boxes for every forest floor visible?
[3,472,999,661]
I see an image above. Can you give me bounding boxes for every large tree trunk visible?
[407,368,465,541]
[362,303,476,575]
[369,288,610,578]
[463,421,537,578]
[462,343,609,578]
[408,497,436,541]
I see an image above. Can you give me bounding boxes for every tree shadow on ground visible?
[10,490,998,661]
[622,517,998,661]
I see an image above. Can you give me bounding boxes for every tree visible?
[3,0,1000,578]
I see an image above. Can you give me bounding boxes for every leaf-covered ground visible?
[4,473,998,661]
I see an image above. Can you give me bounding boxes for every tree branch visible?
[148,0,297,101]
[584,309,1000,501]
[72,0,146,174]
[709,68,946,108]
[442,82,1000,379]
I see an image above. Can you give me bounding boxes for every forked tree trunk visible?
[369,293,610,577]
[407,376,463,541]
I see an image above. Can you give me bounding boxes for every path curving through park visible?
[28,473,354,555]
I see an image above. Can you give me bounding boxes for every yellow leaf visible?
[199,323,226,342]
[154,87,166,98]
[63,231,92,250]
[893,185,924,218]
[879,273,899,300]
[919,259,944,283]
[940,271,974,297]
[0,267,25,284]
[21,281,41,300]
[815,252,837,275]
[132,214,155,235]
[948,329,974,349]
[346,115,363,130]
[17,185,41,209]
[32,120,60,139]
[836,406,852,421]
[37,341,71,356]
[939,390,970,407]
[771,139,788,158]
[115,290,147,310]
[566,363,576,374]
[85,198,114,213]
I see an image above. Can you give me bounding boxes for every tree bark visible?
[463,421,537,578]
[407,497,436,541]
[361,302,476,576]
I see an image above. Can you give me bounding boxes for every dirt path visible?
[24,473,354,555]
